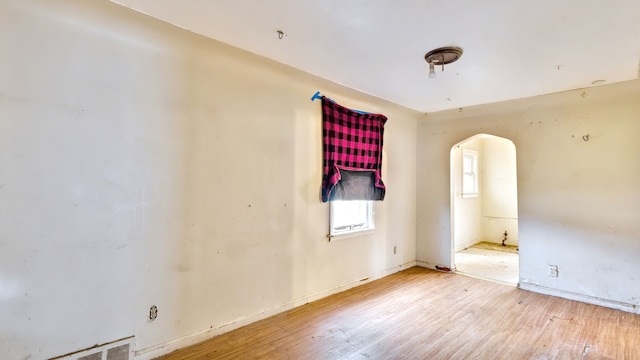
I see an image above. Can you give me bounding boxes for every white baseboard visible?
[416,260,455,272]
[518,281,639,314]
[416,262,638,314]
[134,260,417,359]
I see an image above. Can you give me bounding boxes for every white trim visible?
[328,228,375,241]
[518,281,640,314]
[461,148,479,197]
[416,260,434,269]
[134,261,417,359]
[416,260,455,272]
[329,200,375,237]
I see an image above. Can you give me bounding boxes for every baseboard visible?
[416,260,455,273]
[415,263,638,313]
[518,281,639,314]
[134,260,416,359]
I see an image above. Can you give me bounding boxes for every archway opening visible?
[450,134,519,285]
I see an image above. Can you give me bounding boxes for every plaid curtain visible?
[321,97,386,202]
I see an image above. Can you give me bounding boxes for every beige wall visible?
[0,1,418,359]
[3,1,639,359]
[451,137,483,251]
[418,78,640,311]
[480,135,518,245]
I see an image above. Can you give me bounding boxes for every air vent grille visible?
[50,337,134,360]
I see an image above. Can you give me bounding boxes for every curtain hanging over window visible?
[321,96,387,202]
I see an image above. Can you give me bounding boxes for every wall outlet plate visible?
[149,305,158,320]
[548,265,559,277]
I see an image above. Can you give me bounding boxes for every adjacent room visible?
[1,1,639,359]
[451,134,519,285]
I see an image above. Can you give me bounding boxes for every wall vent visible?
[50,336,134,360]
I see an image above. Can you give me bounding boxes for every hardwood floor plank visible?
[157,267,640,359]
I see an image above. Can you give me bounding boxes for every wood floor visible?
[158,267,640,360]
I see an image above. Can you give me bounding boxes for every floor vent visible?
[50,336,134,360]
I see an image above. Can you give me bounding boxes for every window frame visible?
[461,148,479,198]
[329,200,375,239]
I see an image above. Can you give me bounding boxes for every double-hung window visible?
[462,148,479,198]
[329,200,374,237]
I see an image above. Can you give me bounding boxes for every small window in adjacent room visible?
[329,200,374,238]
[462,149,479,198]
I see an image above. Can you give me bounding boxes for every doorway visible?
[450,134,519,285]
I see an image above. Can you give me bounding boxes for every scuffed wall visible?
[0,1,418,359]
[418,79,640,310]
[480,136,518,246]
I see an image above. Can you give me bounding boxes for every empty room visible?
[1,1,639,359]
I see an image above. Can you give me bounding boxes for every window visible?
[329,200,375,237]
[462,149,478,198]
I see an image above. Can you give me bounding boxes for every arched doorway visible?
[450,134,519,285]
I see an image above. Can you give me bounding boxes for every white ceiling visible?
[111,0,640,113]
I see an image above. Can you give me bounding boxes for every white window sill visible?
[328,228,375,241]
[461,193,479,199]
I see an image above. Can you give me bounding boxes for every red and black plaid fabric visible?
[321,96,387,202]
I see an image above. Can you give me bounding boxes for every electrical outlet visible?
[548,265,558,277]
[149,305,158,321]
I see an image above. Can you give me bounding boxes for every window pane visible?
[463,174,475,193]
[462,149,478,195]
[463,154,473,172]
[330,200,373,235]
[333,201,367,227]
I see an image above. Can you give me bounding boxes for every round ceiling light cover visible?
[424,46,463,65]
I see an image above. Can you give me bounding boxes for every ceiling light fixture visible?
[424,46,463,79]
